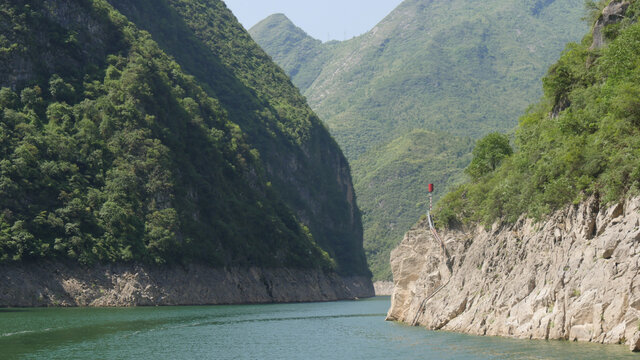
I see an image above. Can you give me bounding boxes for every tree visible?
[48,75,75,103]
[465,132,512,180]
[0,87,19,109]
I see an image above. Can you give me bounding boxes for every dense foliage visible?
[0,0,369,275]
[436,0,640,228]
[106,0,368,275]
[251,0,587,280]
[465,133,513,180]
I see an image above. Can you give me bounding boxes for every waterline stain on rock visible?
[0,262,374,307]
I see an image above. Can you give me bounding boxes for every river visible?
[0,296,634,359]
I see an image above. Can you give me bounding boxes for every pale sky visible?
[222,0,404,42]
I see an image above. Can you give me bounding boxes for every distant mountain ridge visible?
[249,14,330,91]
[250,0,588,280]
[252,0,589,156]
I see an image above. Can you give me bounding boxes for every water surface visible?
[0,296,634,359]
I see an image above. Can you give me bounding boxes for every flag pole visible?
[427,183,434,228]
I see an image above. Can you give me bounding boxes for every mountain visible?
[0,0,369,278]
[250,0,588,280]
[249,13,332,92]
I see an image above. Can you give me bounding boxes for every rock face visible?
[590,1,630,50]
[0,263,373,307]
[387,197,640,351]
[373,281,394,296]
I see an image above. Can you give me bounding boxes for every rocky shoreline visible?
[0,262,373,307]
[387,196,640,351]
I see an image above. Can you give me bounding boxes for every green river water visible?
[0,296,635,359]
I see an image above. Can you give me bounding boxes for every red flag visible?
[428,184,434,193]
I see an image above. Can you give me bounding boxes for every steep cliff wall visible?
[0,262,373,307]
[373,281,394,296]
[387,197,640,351]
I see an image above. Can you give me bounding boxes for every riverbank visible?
[387,196,640,352]
[0,261,373,307]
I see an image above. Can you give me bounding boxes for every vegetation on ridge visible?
[107,0,369,275]
[436,0,640,227]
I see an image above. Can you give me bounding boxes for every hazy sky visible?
[222,0,404,42]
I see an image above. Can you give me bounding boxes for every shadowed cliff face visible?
[105,0,369,276]
[0,0,370,277]
[0,0,124,89]
[387,197,640,351]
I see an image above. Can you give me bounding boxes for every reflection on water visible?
[0,297,635,359]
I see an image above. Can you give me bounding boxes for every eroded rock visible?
[0,263,374,307]
[388,196,640,351]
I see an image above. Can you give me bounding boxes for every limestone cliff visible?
[387,197,640,351]
[0,262,373,307]
[373,281,394,296]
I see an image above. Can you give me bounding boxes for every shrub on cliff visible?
[465,132,513,180]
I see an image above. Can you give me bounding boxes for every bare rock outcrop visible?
[590,1,630,50]
[0,263,373,307]
[373,281,394,296]
[387,196,640,351]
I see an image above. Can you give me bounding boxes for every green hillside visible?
[251,0,587,280]
[0,0,369,276]
[436,0,640,227]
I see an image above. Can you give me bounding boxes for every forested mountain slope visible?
[436,0,640,227]
[252,0,588,157]
[251,0,587,280]
[0,0,369,277]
